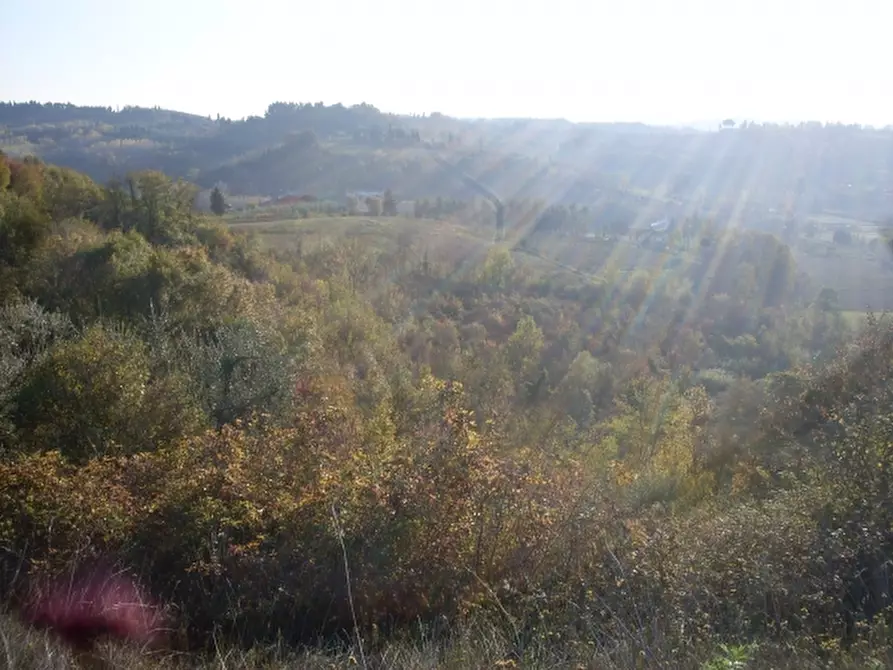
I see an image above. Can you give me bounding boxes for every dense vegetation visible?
[2,145,893,668]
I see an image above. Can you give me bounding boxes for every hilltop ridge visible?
[3,100,893,226]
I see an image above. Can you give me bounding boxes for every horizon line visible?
[1,98,891,131]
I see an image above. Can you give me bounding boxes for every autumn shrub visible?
[0,451,138,598]
[1,351,884,657]
[0,373,605,651]
[765,315,893,639]
[5,155,893,665]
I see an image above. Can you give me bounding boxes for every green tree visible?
[120,170,198,245]
[0,152,10,191]
[0,193,50,268]
[42,166,103,221]
[0,300,74,448]
[177,320,298,428]
[12,323,207,462]
[479,247,514,291]
[8,158,44,203]
[210,186,227,216]
[555,351,613,425]
[13,324,152,461]
[505,314,545,395]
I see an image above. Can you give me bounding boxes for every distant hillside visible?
[3,101,893,226]
[0,101,413,189]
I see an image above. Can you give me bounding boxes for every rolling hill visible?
[4,101,893,229]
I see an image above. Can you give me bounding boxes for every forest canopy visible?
[0,147,891,669]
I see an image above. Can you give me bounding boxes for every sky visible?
[3,0,892,126]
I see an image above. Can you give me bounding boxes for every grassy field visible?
[229,215,470,246]
[785,212,893,311]
[792,245,893,311]
[224,214,737,303]
[229,215,501,272]
[227,214,604,286]
[226,207,893,316]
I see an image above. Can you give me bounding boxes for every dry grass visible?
[0,613,527,669]
[6,610,893,670]
[228,216,482,252]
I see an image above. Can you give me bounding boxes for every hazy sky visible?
[3,0,891,125]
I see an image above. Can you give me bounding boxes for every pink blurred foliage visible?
[22,560,169,654]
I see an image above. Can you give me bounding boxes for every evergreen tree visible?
[210,186,226,216]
